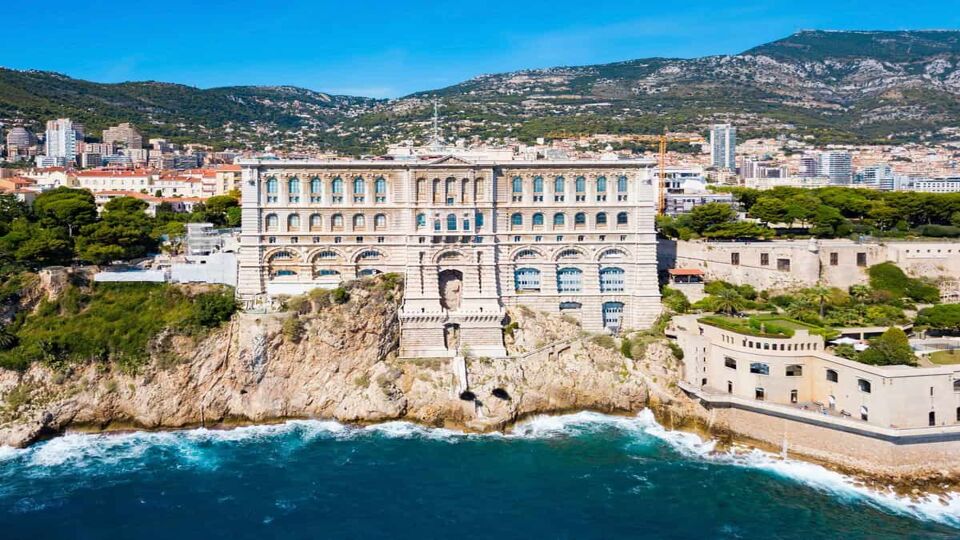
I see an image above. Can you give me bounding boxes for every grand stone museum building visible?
[237,156,662,358]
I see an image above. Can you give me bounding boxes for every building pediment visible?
[426,155,476,166]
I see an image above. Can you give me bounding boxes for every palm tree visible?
[0,327,16,351]
[805,286,833,319]
[713,288,745,315]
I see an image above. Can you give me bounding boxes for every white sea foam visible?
[3,410,958,526]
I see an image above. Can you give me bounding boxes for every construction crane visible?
[544,131,702,215]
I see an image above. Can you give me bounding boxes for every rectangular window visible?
[857,252,867,267]
[750,363,769,375]
[731,253,740,265]
[760,253,769,266]
[724,357,737,369]
[777,258,791,272]
[857,378,871,393]
[830,252,838,266]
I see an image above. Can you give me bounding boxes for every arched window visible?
[557,267,583,293]
[332,177,343,193]
[514,249,538,260]
[288,177,300,194]
[353,214,365,229]
[596,176,607,192]
[274,270,297,277]
[511,213,523,227]
[514,268,541,291]
[264,213,279,231]
[266,177,278,194]
[602,301,624,329]
[309,213,322,231]
[557,249,581,259]
[375,177,387,194]
[314,250,338,260]
[331,214,344,229]
[554,176,565,193]
[599,267,625,292]
[353,177,365,194]
[616,212,628,225]
[317,269,340,276]
[596,212,608,226]
[574,212,586,225]
[269,250,294,261]
[575,176,586,192]
[532,213,544,227]
[533,176,543,193]
[416,213,426,228]
[553,213,565,227]
[446,213,457,231]
[310,177,322,194]
[287,213,300,231]
[358,250,382,260]
[512,176,523,193]
[358,268,382,277]
[599,249,626,260]
[617,175,628,193]
[374,214,387,230]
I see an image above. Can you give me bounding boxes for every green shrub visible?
[191,290,238,328]
[620,337,633,358]
[667,341,684,360]
[590,335,617,350]
[330,287,350,305]
[859,327,916,366]
[282,315,304,343]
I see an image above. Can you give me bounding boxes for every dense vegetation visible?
[0,188,239,269]
[0,281,237,371]
[659,187,960,241]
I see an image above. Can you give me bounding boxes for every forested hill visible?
[3,30,960,153]
[0,68,377,151]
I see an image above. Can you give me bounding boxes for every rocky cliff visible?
[0,277,674,448]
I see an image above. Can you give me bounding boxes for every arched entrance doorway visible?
[439,269,463,311]
[444,323,461,352]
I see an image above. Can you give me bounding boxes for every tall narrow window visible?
[374,177,387,202]
[574,212,586,226]
[266,177,278,203]
[557,267,583,293]
[532,213,544,227]
[533,176,544,202]
[553,213,565,227]
[575,176,586,202]
[287,214,300,231]
[599,267,625,292]
[511,213,523,228]
[554,176,565,202]
[446,213,457,231]
[511,176,523,201]
[287,177,300,203]
[514,268,541,292]
[416,213,426,228]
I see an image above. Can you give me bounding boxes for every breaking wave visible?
[1,410,958,527]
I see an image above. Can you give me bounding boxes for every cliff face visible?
[0,278,667,447]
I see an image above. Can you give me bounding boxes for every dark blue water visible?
[1,411,957,539]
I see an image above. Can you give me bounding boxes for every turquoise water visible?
[1,411,958,539]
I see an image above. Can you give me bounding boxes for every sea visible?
[1,410,959,539]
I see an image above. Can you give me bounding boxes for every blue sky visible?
[3,0,958,98]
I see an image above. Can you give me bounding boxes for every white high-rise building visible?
[860,164,895,190]
[818,151,853,184]
[709,124,736,170]
[43,118,84,163]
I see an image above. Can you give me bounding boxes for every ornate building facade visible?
[237,156,662,358]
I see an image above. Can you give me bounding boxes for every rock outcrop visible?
[0,278,668,447]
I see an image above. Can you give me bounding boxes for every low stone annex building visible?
[237,156,662,358]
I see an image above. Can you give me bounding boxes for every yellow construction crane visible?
[545,131,701,214]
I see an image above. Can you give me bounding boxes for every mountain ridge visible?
[3,30,960,153]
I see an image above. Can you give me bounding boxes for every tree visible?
[916,304,960,333]
[0,219,72,266]
[859,327,916,366]
[689,203,736,234]
[32,188,97,237]
[75,197,158,263]
[191,291,238,328]
[805,285,832,318]
[748,197,786,225]
[712,288,745,315]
